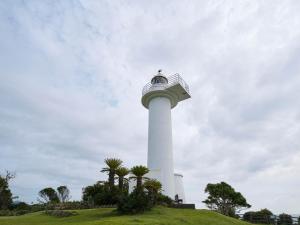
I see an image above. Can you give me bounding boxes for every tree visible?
[82,181,107,207]
[203,182,251,217]
[278,213,293,225]
[115,167,129,192]
[57,186,71,203]
[0,171,15,209]
[38,187,59,204]
[144,179,162,204]
[130,166,149,192]
[101,158,123,190]
[243,209,274,224]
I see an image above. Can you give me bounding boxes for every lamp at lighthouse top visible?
[141,70,191,109]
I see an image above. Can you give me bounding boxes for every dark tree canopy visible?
[0,171,15,209]
[57,186,71,203]
[203,181,251,217]
[38,187,59,204]
[278,213,293,225]
[243,208,274,224]
[82,181,107,206]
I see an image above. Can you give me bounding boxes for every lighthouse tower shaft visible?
[148,96,174,197]
[142,72,190,200]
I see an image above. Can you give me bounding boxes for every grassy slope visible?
[0,207,251,225]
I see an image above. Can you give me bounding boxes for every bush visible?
[0,210,30,216]
[156,194,173,206]
[82,182,120,207]
[278,213,293,225]
[0,210,12,216]
[10,202,30,211]
[117,190,152,214]
[45,210,78,217]
[52,201,89,210]
[95,190,120,206]
[30,203,49,212]
[243,209,274,224]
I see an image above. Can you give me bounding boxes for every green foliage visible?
[203,181,251,217]
[115,167,129,192]
[45,210,78,217]
[156,193,173,206]
[278,213,293,225]
[117,165,151,214]
[82,182,105,203]
[144,179,162,193]
[101,158,123,191]
[130,165,149,192]
[57,186,71,203]
[0,210,30,216]
[11,202,30,211]
[144,179,162,205]
[82,181,119,206]
[243,208,274,224]
[38,187,59,204]
[47,201,89,210]
[0,171,15,210]
[117,190,152,214]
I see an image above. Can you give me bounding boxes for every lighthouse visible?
[141,70,191,201]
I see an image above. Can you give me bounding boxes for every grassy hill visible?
[0,207,251,225]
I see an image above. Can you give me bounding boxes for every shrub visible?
[10,202,30,211]
[0,210,30,216]
[117,190,151,214]
[45,210,78,217]
[56,201,89,210]
[0,210,12,216]
[156,194,173,206]
[278,213,293,225]
[82,181,120,206]
[29,204,46,212]
[14,210,30,216]
[243,209,274,224]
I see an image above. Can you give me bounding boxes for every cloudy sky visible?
[1,0,300,214]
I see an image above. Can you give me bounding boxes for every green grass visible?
[0,207,251,225]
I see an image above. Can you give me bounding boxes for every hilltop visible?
[0,207,251,225]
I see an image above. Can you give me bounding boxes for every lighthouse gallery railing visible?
[142,74,190,96]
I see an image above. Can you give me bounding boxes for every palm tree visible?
[130,165,149,192]
[144,179,162,204]
[115,167,129,191]
[101,158,123,190]
[144,179,162,194]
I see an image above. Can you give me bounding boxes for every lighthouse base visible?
[128,171,186,203]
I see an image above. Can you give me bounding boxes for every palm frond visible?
[104,158,123,169]
[131,165,149,177]
[116,167,130,177]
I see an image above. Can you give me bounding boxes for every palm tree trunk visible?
[109,172,115,190]
[136,177,142,192]
[118,176,123,191]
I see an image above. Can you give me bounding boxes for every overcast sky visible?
[1,0,300,214]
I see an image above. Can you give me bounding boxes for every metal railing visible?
[142,74,190,96]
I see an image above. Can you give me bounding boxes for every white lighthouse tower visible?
[141,70,191,201]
